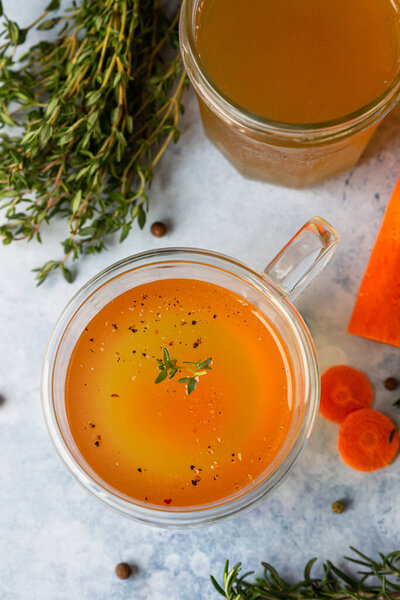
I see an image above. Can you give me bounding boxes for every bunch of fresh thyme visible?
[0,0,187,283]
[211,547,400,600]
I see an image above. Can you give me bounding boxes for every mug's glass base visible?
[198,98,379,188]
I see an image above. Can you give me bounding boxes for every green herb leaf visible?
[198,358,212,370]
[7,21,20,45]
[119,224,130,243]
[61,265,73,283]
[163,348,170,366]
[71,190,82,214]
[155,369,168,384]
[187,378,197,395]
[137,206,146,229]
[39,123,53,148]
[37,18,60,30]
[389,426,399,444]
[45,0,61,10]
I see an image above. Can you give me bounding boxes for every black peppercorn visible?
[384,377,398,391]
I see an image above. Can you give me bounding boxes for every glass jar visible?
[41,218,339,526]
[179,0,400,188]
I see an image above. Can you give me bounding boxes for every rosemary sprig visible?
[155,347,212,395]
[0,0,188,284]
[211,547,400,600]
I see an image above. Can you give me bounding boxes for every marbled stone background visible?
[1,2,400,598]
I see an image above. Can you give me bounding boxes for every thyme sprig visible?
[211,547,400,600]
[0,0,187,284]
[155,347,212,395]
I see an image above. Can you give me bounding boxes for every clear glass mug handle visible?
[262,217,340,302]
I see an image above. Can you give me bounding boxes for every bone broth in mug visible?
[42,219,340,525]
[180,0,400,187]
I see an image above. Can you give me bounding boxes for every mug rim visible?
[180,0,400,142]
[41,247,320,527]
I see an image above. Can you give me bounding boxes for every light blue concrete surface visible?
[1,1,400,598]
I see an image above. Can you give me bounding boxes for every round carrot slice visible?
[338,408,399,472]
[320,365,373,424]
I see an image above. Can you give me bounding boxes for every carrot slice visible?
[348,172,400,347]
[320,365,373,424]
[338,408,399,472]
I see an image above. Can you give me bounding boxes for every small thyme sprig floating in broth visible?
[0,0,187,284]
[211,547,400,600]
[155,348,212,395]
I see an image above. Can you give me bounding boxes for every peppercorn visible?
[150,221,167,237]
[115,562,132,579]
[331,500,345,514]
[384,377,398,391]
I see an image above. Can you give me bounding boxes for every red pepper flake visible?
[155,329,159,335]
[169,341,174,346]
[181,321,187,326]
[193,338,202,349]
[89,422,96,428]
[111,393,119,398]
[164,498,173,505]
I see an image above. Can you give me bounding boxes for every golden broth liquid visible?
[66,279,294,508]
[195,0,400,123]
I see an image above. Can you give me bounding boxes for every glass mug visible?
[179,0,400,188]
[41,217,339,527]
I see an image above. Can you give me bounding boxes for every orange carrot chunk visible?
[338,408,399,472]
[348,172,400,347]
[320,365,373,424]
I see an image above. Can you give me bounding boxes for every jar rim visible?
[41,247,320,527]
[180,0,400,142]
